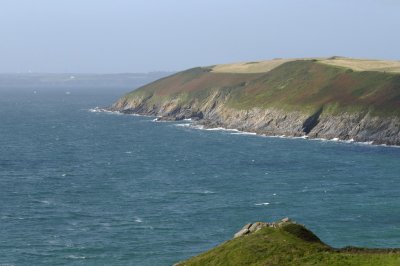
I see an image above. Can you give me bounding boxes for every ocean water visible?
[1,87,400,266]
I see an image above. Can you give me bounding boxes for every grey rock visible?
[234,228,250,238]
[242,223,252,230]
[233,218,295,238]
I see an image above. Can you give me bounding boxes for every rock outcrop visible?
[233,218,293,238]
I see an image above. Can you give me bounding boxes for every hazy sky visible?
[1,0,399,73]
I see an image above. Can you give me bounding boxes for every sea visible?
[1,84,399,265]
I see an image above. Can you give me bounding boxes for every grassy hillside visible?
[177,221,400,266]
[227,60,400,115]
[118,59,400,116]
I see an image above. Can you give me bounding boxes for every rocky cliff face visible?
[111,90,400,146]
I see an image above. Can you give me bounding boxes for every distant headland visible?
[110,57,400,145]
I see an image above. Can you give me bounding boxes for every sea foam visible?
[255,202,270,206]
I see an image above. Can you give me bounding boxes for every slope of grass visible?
[211,58,294,73]
[177,222,400,266]
[117,59,400,116]
[226,60,400,115]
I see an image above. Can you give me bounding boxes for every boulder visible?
[234,228,250,238]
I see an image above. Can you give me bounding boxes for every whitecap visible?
[67,255,86,260]
[134,218,143,223]
[151,116,164,122]
[231,131,257,136]
[204,127,229,131]
[359,141,374,145]
[191,125,205,130]
[88,107,101,113]
[175,123,191,127]
[205,127,240,132]
[88,107,121,115]
[255,202,270,206]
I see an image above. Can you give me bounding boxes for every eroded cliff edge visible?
[110,59,400,145]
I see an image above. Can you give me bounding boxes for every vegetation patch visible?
[116,58,400,117]
[176,219,400,266]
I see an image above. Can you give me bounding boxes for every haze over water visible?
[0,85,399,265]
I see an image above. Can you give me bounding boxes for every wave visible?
[175,123,242,133]
[88,107,121,115]
[231,131,257,136]
[88,107,147,117]
[97,110,399,148]
[202,190,216,194]
[204,127,239,132]
[191,125,399,148]
[175,123,192,127]
[66,255,86,260]
[255,202,270,206]
[171,190,216,195]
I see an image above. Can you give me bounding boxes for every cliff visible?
[110,58,400,145]
[175,218,400,266]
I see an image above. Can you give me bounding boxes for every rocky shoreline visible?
[109,97,400,146]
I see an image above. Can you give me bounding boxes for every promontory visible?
[110,57,400,145]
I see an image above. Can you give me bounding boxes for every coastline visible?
[175,119,400,149]
[95,107,400,149]
[108,59,400,147]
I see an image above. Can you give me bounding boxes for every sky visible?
[1,0,399,73]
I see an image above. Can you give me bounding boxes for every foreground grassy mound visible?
[176,219,400,266]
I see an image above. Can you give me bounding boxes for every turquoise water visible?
[1,88,400,265]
